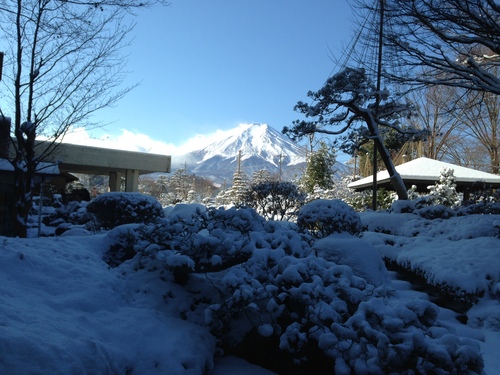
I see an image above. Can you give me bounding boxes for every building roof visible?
[5,140,171,175]
[0,158,60,175]
[348,157,500,190]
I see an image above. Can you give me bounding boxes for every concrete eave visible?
[34,141,171,176]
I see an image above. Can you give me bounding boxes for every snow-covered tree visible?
[231,170,249,205]
[217,167,249,207]
[301,141,337,194]
[244,181,306,221]
[251,169,273,184]
[169,167,193,203]
[426,168,461,207]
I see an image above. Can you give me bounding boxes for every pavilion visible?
[348,157,500,194]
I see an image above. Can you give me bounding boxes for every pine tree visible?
[301,142,337,194]
[427,168,460,207]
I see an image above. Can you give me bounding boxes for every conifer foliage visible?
[301,142,337,194]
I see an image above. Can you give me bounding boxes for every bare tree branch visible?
[0,0,169,236]
[379,0,500,94]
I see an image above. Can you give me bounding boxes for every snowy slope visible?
[173,123,350,182]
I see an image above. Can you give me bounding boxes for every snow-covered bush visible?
[457,202,500,216]
[425,168,460,208]
[135,206,265,284]
[330,298,483,374]
[86,192,164,230]
[102,224,142,267]
[205,245,483,374]
[415,204,457,220]
[463,181,500,205]
[93,200,486,374]
[205,252,379,373]
[313,234,387,286]
[297,199,362,238]
[390,199,416,214]
[244,181,306,221]
[347,188,397,212]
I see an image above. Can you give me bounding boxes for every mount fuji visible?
[172,123,349,184]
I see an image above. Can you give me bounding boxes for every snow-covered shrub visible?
[206,253,378,373]
[329,298,484,374]
[86,192,164,230]
[468,300,500,331]
[313,234,387,286]
[297,199,362,238]
[426,168,461,208]
[391,199,416,214]
[96,201,484,374]
[244,181,306,221]
[406,184,421,201]
[463,180,500,205]
[346,188,397,212]
[415,204,456,220]
[457,202,500,216]
[205,246,482,374]
[135,206,265,284]
[102,224,142,267]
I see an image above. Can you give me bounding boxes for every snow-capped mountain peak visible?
[197,123,304,166]
[176,123,307,181]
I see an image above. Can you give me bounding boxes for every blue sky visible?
[80,0,356,157]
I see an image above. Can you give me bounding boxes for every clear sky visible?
[76,0,357,158]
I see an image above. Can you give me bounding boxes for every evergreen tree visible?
[427,168,460,207]
[301,142,337,194]
[252,170,273,184]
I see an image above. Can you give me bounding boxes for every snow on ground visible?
[0,234,215,374]
[0,203,499,374]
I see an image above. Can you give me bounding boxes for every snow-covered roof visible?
[0,158,60,175]
[348,157,500,190]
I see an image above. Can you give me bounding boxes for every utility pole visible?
[0,52,3,81]
[278,153,283,181]
[237,150,242,175]
[372,0,385,211]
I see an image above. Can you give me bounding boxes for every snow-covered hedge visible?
[362,210,500,311]
[297,199,362,238]
[86,192,164,230]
